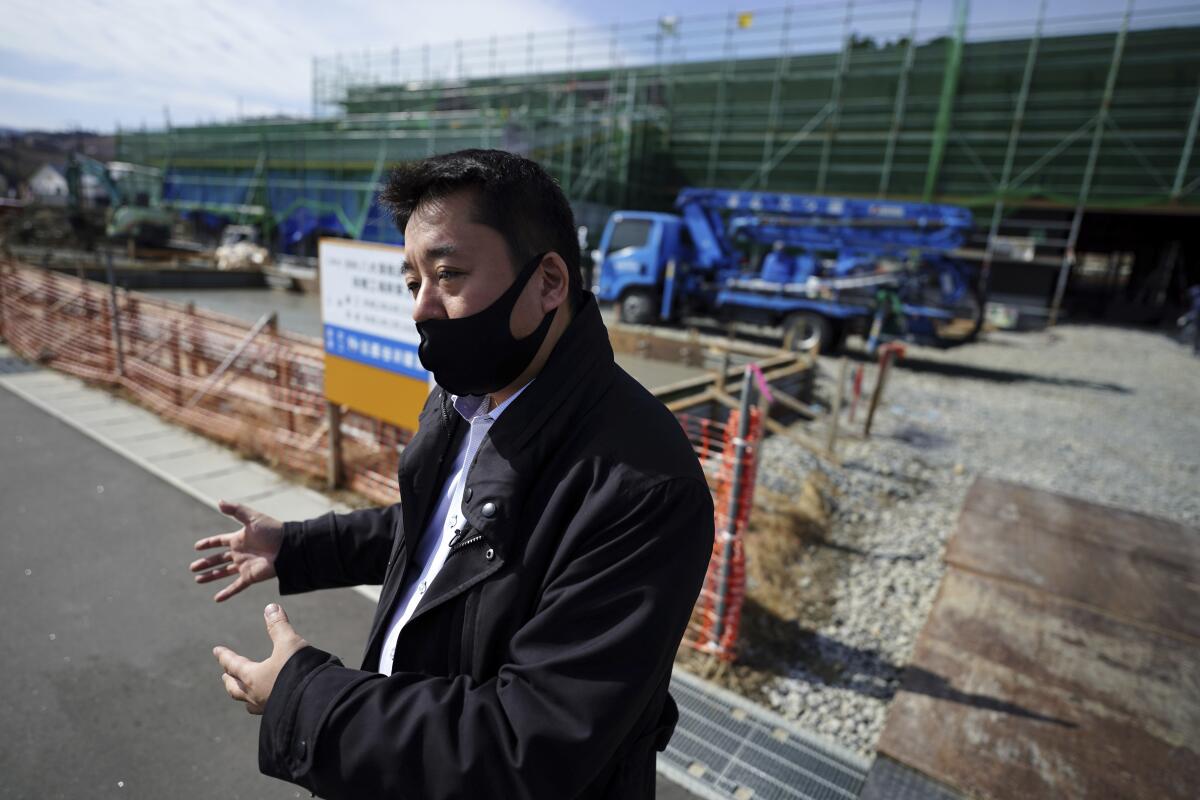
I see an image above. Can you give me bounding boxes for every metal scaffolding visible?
[116,0,1200,298]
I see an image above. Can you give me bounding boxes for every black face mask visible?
[416,251,556,397]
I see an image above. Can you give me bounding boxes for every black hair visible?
[379,149,583,310]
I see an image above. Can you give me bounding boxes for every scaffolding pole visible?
[562,29,577,195]
[351,141,388,239]
[661,17,679,170]
[981,0,1046,292]
[1050,0,1133,326]
[879,0,921,198]
[542,74,556,167]
[757,5,794,190]
[705,13,736,188]
[922,0,969,201]
[1171,75,1200,200]
[741,104,832,190]
[311,56,318,117]
[816,1,855,194]
[238,144,267,227]
[599,26,619,207]
[619,72,637,208]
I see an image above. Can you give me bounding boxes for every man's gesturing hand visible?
[191,499,284,602]
[213,603,309,715]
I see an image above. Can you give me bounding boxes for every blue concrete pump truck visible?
[592,188,984,354]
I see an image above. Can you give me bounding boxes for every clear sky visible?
[2,0,1191,133]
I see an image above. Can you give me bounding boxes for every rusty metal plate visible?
[946,478,1200,640]
[878,570,1200,800]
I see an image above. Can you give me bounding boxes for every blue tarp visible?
[164,169,250,211]
[164,169,404,253]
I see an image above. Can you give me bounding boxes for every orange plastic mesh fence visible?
[1,262,760,660]
[675,408,761,661]
[0,262,412,500]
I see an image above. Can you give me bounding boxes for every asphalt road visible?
[0,384,696,800]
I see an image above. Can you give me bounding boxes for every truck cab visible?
[593,211,694,325]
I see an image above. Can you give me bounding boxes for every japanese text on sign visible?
[319,238,426,380]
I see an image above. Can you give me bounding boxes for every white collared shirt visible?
[378,382,532,675]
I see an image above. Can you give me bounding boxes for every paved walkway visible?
[0,362,374,798]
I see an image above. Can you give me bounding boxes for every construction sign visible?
[319,237,430,431]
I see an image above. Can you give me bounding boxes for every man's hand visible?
[213,603,309,715]
[190,499,284,602]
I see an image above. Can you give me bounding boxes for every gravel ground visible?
[745,323,1200,757]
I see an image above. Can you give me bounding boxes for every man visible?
[190,149,715,799]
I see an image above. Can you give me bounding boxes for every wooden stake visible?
[848,364,865,422]
[766,384,817,420]
[104,253,125,378]
[327,401,343,490]
[170,319,182,407]
[864,352,896,438]
[826,356,848,455]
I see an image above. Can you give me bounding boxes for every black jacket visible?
[260,293,715,799]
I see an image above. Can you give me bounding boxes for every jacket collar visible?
[412,290,613,442]
[376,292,615,651]
[486,290,614,453]
[438,290,616,555]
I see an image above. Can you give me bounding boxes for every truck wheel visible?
[783,312,834,354]
[931,281,986,347]
[620,290,656,325]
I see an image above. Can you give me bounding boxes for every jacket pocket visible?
[455,590,481,675]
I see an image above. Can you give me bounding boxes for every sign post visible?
[320,238,430,488]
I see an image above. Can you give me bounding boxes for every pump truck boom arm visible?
[676,188,972,255]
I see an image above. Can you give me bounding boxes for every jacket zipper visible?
[448,534,485,555]
[439,390,451,443]
[448,519,485,556]
[442,394,489,561]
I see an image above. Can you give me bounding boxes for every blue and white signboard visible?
[319,238,427,381]
[320,238,432,431]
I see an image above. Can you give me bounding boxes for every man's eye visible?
[437,270,459,281]
[406,282,419,296]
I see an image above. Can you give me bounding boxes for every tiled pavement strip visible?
[0,343,871,800]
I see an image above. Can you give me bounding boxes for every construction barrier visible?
[0,261,409,501]
[0,261,760,660]
[677,408,761,661]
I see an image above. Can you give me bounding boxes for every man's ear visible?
[540,253,570,313]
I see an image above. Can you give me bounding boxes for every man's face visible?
[402,189,544,338]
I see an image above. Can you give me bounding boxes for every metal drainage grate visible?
[858,757,964,800]
[659,669,871,800]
